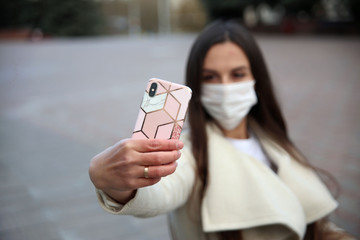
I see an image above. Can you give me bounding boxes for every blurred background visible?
[0,0,359,239]
[1,0,359,38]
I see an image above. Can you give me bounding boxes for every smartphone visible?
[132,78,192,140]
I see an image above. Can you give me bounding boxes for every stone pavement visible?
[0,34,359,239]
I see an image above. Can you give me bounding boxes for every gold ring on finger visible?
[144,166,149,179]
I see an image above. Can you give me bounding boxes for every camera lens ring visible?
[149,82,157,97]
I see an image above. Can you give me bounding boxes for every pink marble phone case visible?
[132,78,192,139]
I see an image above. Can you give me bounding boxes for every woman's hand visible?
[89,138,183,204]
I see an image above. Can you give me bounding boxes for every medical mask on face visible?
[200,80,257,130]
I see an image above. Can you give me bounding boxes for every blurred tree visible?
[201,0,248,20]
[280,0,358,22]
[0,0,37,29]
[175,0,207,31]
[0,0,103,37]
[201,0,284,21]
[200,0,358,25]
[36,0,103,36]
[279,0,316,15]
[349,0,360,21]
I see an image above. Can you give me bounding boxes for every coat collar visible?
[200,122,337,239]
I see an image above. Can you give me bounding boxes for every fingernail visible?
[177,151,181,158]
[176,141,184,150]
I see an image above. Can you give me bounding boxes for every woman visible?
[89,20,352,240]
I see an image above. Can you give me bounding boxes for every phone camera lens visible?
[149,82,157,97]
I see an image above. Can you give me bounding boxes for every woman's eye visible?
[233,72,245,78]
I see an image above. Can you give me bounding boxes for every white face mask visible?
[200,80,257,130]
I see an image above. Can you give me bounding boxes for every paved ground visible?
[0,33,359,239]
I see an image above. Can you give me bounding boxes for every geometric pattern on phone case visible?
[132,78,192,140]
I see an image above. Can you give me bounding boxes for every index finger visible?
[128,139,184,153]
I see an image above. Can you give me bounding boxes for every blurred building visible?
[0,0,358,39]
[99,0,358,35]
[99,0,207,35]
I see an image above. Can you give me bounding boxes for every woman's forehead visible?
[203,42,250,69]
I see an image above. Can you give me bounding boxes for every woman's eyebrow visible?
[232,66,249,71]
[202,69,217,74]
[202,66,249,73]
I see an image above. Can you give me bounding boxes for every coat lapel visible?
[201,124,337,239]
[251,123,338,223]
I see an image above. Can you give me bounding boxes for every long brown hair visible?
[185,19,337,239]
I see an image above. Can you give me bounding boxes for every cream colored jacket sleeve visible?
[96,137,196,217]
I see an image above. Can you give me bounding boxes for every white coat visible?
[97,122,337,240]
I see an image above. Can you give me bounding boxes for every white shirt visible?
[226,132,271,168]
